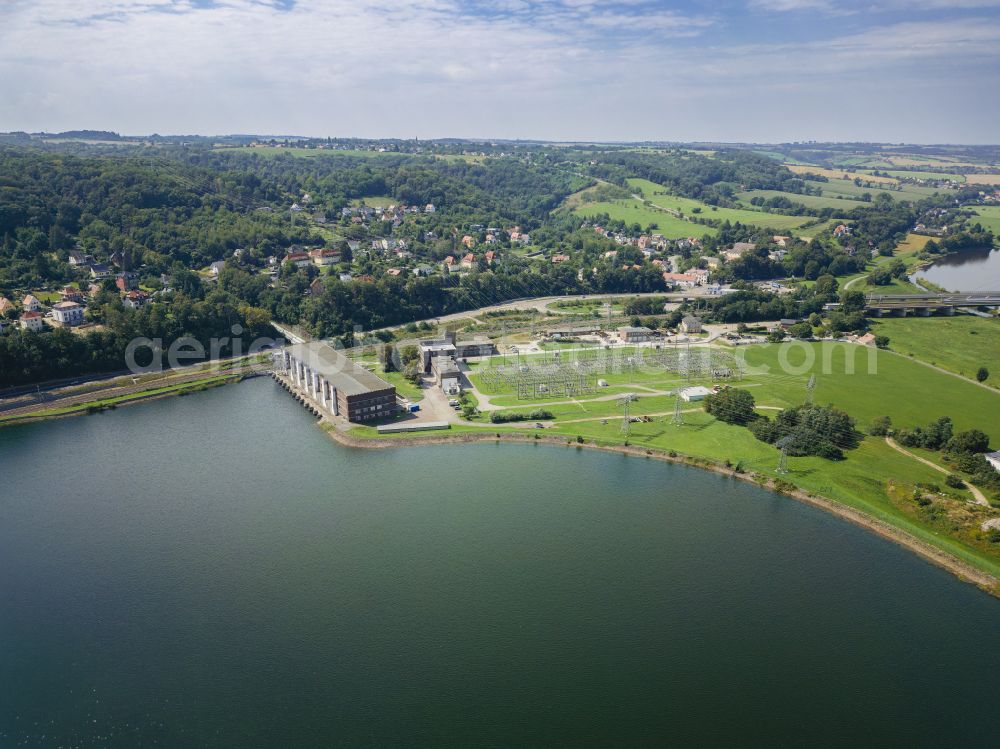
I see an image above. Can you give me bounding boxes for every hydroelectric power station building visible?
[283,342,397,423]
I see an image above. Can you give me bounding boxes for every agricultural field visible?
[817,180,942,203]
[624,179,816,232]
[786,165,898,185]
[964,173,1000,186]
[971,206,1000,235]
[895,233,934,255]
[571,197,716,238]
[736,189,863,212]
[860,169,965,183]
[871,316,1000,385]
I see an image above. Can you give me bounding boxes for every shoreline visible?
[6,371,999,599]
[322,422,1000,599]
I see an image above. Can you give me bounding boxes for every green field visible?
[971,206,1000,235]
[871,316,1000,384]
[572,198,715,238]
[818,179,942,202]
[352,195,396,207]
[623,179,816,232]
[736,189,864,212]
[860,169,966,183]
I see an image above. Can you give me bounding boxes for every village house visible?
[89,263,113,280]
[52,301,85,326]
[485,250,496,265]
[460,253,476,269]
[68,250,96,267]
[209,261,227,278]
[461,235,475,249]
[123,290,149,310]
[20,310,44,332]
[551,254,570,264]
[662,272,699,288]
[22,294,41,312]
[310,248,341,267]
[680,316,703,335]
[60,286,84,303]
[723,242,756,262]
[0,296,15,316]
[284,251,311,268]
[386,268,402,276]
[115,272,140,292]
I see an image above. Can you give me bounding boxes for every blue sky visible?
[1,0,998,142]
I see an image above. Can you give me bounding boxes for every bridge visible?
[865,292,1000,316]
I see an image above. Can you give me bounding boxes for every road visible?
[885,436,990,507]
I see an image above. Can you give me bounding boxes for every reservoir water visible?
[2,378,999,747]
[913,245,1000,291]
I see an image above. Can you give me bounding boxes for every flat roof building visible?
[285,342,397,423]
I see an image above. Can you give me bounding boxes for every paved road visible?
[885,436,990,507]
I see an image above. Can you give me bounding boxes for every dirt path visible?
[885,436,990,507]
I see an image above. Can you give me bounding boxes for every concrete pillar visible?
[319,377,328,408]
[944,306,955,316]
[292,358,300,386]
[330,386,339,415]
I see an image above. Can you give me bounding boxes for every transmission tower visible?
[776,434,795,474]
[618,393,638,436]
[805,374,816,406]
[672,392,684,425]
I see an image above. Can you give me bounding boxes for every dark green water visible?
[1,378,998,748]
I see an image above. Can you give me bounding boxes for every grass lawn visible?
[736,190,865,213]
[871,316,1000,385]
[818,180,942,203]
[971,206,1000,236]
[572,198,713,238]
[625,179,815,232]
[738,342,1000,440]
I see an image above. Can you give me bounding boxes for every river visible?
[1,378,998,747]
[913,245,1000,291]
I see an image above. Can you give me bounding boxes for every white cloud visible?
[0,1,996,141]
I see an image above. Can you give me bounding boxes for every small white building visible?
[679,386,712,402]
[22,294,41,312]
[52,301,85,326]
[986,451,1000,473]
[20,311,44,332]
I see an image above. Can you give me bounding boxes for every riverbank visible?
[0,354,270,427]
[320,423,1000,599]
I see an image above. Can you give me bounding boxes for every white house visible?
[22,294,41,312]
[20,310,44,332]
[52,301,85,326]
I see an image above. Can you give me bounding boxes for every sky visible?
[1,0,999,143]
